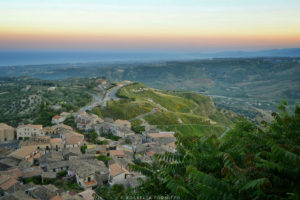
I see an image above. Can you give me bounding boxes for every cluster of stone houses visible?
[0,112,177,199]
[75,112,103,131]
[75,111,135,138]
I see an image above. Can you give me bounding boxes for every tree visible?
[96,155,111,166]
[80,145,87,154]
[33,103,58,126]
[95,184,127,200]
[92,107,102,117]
[64,115,75,127]
[86,131,98,143]
[126,102,300,200]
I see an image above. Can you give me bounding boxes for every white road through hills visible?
[80,82,130,112]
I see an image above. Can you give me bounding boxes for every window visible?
[88,177,91,182]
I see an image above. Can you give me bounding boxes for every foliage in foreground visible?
[125,102,300,200]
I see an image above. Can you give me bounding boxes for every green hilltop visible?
[98,82,237,136]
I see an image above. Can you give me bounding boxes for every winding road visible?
[129,109,157,122]
[218,126,230,140]
[80,82,130,112]
[101,84,124,107]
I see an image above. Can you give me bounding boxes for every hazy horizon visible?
[1,0,300,52]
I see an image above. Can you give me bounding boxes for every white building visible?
[51,115,66,125]
[16,124,44,140]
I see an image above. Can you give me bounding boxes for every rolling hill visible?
[1,57,299,122]
[98,82,237,136]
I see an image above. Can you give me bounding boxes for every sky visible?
[1,0,300,52]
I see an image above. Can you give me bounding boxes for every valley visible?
[1,57,299,122]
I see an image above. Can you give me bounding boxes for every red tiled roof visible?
[84,180,97,186]
[33,152,41,159]
[50,138,62,144]
[0,123,14,131]
[0,175,19,191]
[5,168,22,179]
[17,124,43,130]
[146,150,156,157]
[109,163,125,177]
[9,146,37,159]
[109,150,125,157]
[53,115,62,119]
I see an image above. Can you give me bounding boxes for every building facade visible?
[0,123,15,142]
[16,124,44,140]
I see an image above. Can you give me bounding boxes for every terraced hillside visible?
[98,83,237,136]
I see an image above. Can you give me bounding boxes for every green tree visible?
[33,103,58,126]
[95,184,126,200]
[64,115,75,127]
[80,145,87,154]
[86,131,98,143]
[96,155,112,166]
[92,106,102,117]
[126,102,300,200]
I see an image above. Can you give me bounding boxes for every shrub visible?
[57,170,67,178]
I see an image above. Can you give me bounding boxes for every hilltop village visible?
[0,80,176,200]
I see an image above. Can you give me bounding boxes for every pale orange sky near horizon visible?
[1,0,300,51]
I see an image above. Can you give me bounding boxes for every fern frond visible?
[187,165,230,195]
[128,164,154,177]
[240,178,270,191]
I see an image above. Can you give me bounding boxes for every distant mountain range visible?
[195,48,300,58]
[0,47,299,66]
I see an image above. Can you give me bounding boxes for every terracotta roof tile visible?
[109,163,125,177]
[146,150,156,157]
[52,115,62,119]
[5,168,22,179]
[109,150,125,157]
[50,138,62,144]
[9,146,37,159]
[0,175,19,191]
[84,180,97,186]
[0,123,14,131]
[17,124,43,130]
